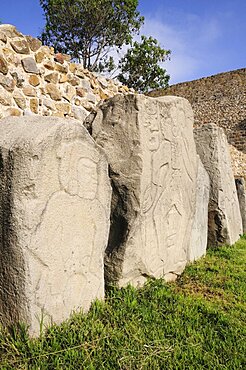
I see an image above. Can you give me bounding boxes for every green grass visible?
[0,236,246,369]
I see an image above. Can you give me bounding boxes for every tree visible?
[118,36,171,93]
[40,0,144,71]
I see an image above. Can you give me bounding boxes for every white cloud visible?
[139,13,223,84]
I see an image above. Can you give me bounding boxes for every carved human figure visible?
[28,141,107,325]
[138,100,161,273]
[152,99,196,275]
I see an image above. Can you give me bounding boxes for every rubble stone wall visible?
[0,24,131,123]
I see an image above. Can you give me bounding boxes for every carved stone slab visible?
[188,158,210,261]
[88,94,199,287]
[235,177,246,233]
[0,116,111,335]
[194,124,242,247]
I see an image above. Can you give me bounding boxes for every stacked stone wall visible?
[0,25,131,122]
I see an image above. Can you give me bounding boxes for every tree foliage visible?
[40,0,171,92]
[40,0,144,70]
[118,36,171,93]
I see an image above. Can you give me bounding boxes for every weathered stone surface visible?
[43,60,55,70]
[23,85,37,97]
[44,72,59,84]
[43,98,56,111]
[25,36,42,52]
[29,75,40,87]
[72,105,89,121]
[0,85,12,105]
[2,47,21,66]
[63,85,76,102]
[55,63,68,73]
[88,94,198,287]
[59,74,69,83]
[35,51,46,63]
[11,71,25,87]
[30,98,39,114]
[235,178,246,233]
[68,74,80,86]
[0,116,111,336]
[0,75,16,92]
[80,78,91,92]
[87,93,97,104]
[4,107,22,116]
[22,57,39,74]
[0,24,22,38]
[46,83,62,100]
[0,56,8,75]
[55,102,71,115]
[54,53,65,64]
[13,91,27,109]
[188,158,210,261]
[0,32,7,43]
[194,124,242,246]
[76,87,86,98]
[10,37,30,54]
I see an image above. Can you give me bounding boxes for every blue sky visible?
[1,0,245,84]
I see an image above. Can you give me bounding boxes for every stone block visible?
[72,105,89,122]
[25,36,42,52]
[23,85,37,97]
[188,158,210,261]
[235,178,246,233]
[0,56,8,75]
[0,116,111,335]
[13,91,27,109]
[45,83,62,101]
[44,72,59,84]
[0,32,7,43]
[0,75,15,92]
[63,85,76,102]
[4,107,22,117]
[30,98,39,114]
[87,94,199,287]
[194,124,242,246]
[0,85,12,105]
[29,75,40,87]
[22,57,39,74]
[10,37,30,54]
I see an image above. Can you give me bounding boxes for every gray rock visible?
[188,157,210,261]
[88,94,199,287]
[194,124,243,246]
[0,116,111,336]
[80,78,91,92]
[21,57,39,74]
[235,177,246,233]
[72,105,89,122]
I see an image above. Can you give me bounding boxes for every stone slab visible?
[188,158,210,261]
[0,116,111,335]
[194,124,242,246]
[87,94,199,287]
[235,177,246,233]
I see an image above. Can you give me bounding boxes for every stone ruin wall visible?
[0,24,132,123]
[0,24,245,179]
[0,25,244,334]
[149,69,246,180]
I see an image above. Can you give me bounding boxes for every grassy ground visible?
[0,236,245,369]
